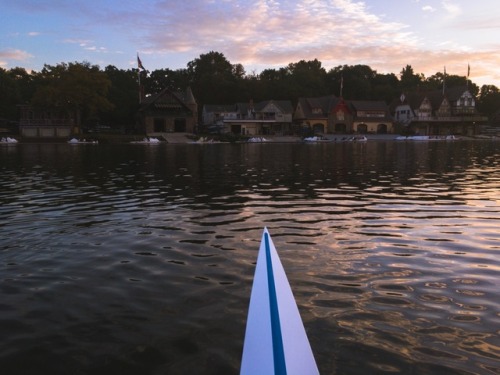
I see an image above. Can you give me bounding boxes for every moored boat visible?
[1,136,18,145]
[68,138,98,144]
[303,135,331,142]
[347,135,367,142]
[241,227,319,375]
[191,136,221,143]
[396,135,458,141]
[130,137,162,144]
[248,137,269,142]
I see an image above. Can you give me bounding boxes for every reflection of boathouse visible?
[138,87,197,134]
[294,95,394,134]
[392,87,488,136]
[18,104,74,138]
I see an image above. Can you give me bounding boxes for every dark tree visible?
[399,64,424,91]
[372,72,399,103]
[32,62,113,132]
[285,59,328,101]
[0,68,20,120]
[144,68,190,94]
[478,84,500,118]
[328,65,376,100]
[101,65,139,131]
[186,51,241,105]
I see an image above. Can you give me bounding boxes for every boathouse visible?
[202,100,294,136]
[392,87,488,136]
[18,104,74,138]
[137,87,198,134]
[294,95,394,134]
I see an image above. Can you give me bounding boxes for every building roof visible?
[350,100,388,111]
[296,95,339,119]
[254,100,294,114]
[234,100,293,114]
[203,104,237,113]
[140,87,196,112]
[445,86,470,101]
[331,98,352,115]
[391,86,471,112]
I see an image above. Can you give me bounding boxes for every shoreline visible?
[163,133,497,143]
[3,133,498,145]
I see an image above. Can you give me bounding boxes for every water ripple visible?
[1,142,499,374]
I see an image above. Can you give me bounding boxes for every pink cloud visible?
[0,48,33,62]
[2,0,499,87]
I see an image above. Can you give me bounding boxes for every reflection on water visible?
[1,141,499,374]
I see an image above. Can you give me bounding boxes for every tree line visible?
[1,51,499,132]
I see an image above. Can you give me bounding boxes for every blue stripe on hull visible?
[264,233,287,375]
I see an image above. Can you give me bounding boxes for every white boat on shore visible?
[241,228,319,375]
[303,135,331,142]
[248,137,269,142]
[68,138,98,144]
[1,137,18,145]
[396,135,459,141]
[130,137,161,144]
[347,135,367,142]
[191,137,221,144]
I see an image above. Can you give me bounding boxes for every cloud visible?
[110,0,499,86]
[0,49,33,68]
[135,0,417,68]
[441,0,462,18]
[0,49,33,61]
[454,16,500,31]
[63,38,108,53]
[63,38,92,45]
[2,0,499,86]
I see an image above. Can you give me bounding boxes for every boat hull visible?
[241,228,319,375]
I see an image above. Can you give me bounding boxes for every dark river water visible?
[0,140,499,375]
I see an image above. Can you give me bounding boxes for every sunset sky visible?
[1,0,499,87]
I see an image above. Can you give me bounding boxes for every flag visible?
[137,53,146,103]
[137,54,145,70]
[467,63,470,78]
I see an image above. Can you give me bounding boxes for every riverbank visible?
[162,133,400,143]
[162,133,497,143]
[3,132,498,144]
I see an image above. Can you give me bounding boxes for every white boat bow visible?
[241,227,319,375]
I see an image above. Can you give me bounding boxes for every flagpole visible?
[340,73,344,98]
[467,63,470,89]
[138,68,142,104]
[137,53,145,104]
[443,66,446,96]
